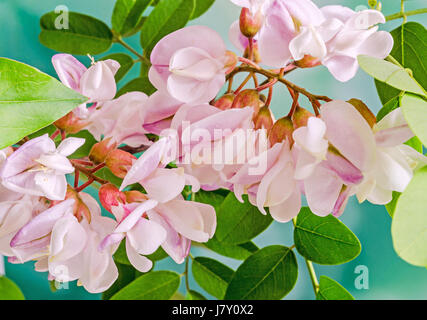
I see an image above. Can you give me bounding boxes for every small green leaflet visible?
[0,276,25,300]
[316,276,354,300]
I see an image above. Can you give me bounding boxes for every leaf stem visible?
[184,256,191,292]
[115,37,150,65]
[385,8,427,22]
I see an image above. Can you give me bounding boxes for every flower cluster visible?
[0,0,424,294]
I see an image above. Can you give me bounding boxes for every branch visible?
[385,8,427,21]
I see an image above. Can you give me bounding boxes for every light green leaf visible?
[140,0,195,56]
[294,207,361,265]
[376,22,427,105]
[392,165,427,267]
[316,276,354,300]
[358,55,425,97]
[186,290,207,300]
[100,53,134,82]
[190,0,215,20]
[40,12,113,55]
[400,93,427,146]
[0,58,87,149]
[224,245,298,300]
[0,277,25,300]
[215,194,273,245]
[112,0,153,37]
[192,257,234,299]
[117,76,156,97]
[111,270,180,300]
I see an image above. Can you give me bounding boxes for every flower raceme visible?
[1,0,424,295]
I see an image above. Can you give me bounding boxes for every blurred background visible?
[0,0,426,300]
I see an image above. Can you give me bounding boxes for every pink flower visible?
[289,7,393,81]
[100,199,167,273]
[149,26,232,104]
[147,198,216,263]
[0,135,85,200]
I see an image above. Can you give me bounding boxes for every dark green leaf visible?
[204,237,259,260]
[294,207,361,265]
[192,257,234,299]
[190,0,215,20]
[316,276,354,300]
[111,270,180,300]
[140,0,195,56]
[386,191,401,218]
[40,12,112,55]
[68,130,97,159]
[224,245,298,300]
[0,58,87,149]
[112,0,153,37]
[96,167,124,188]
[376,96,400,121]
[102,263,139,300]
[117,76,156,97]
[186,290,206,300]
[215,194,273,245]
[114,240,167,265]
[100,53,134,82]
[0,276,25,300]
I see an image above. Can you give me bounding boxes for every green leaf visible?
[40,12,113,55]
[357,55,425,97]
[100,53,134,82]
[117,76,156,97]
[204,237,259,260]
[111,270,180,300]
[190,0,215,20]
[386,191,401,218]
[186,290,207,300]
[392,165,427,267]
[68,130,97,159]
[0,58,87,149]
[316,276,354,300]
[140,0,195,56]
[96,167,124,188]
[224,245,298,300]
[112,0,153,37]
[0,276,25,300]
[400,93,427,146]
[215,194,273,245]
[192,257,234,299]
[102,263,139,300]
[113,240,167,265]
[376,22,427,104]
[376,96,400,122]
[294,207,361,265]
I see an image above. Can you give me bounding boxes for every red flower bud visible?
[254,106,274,130]
[232,89,261,117]
[292,106,314,129]
[268,116,294,146]
[66,187,91,223]
[347,99,376,128]
[213,93,236,110]
[54,112,89,134]
[99,183,126,213]
[105,149,137,179]
[89,138,117,164]
[240,8,262,38]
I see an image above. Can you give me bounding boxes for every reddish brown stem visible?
[265,86,274,108]
[235,73,253,94]
[75,178,95,193]
[50,129,61,140]
[90,163,106,174]
[74,170,80,189]
[256,78,278,91]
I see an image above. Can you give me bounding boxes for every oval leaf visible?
[215,194,272,245]
[392,166,427,267]
[40,12,113,55]
[294,207,361,265]
[0,58,87,149]
[358,55,425,97]
[186,290,207,300]
[316,276,354,300]
[111,270,180,300]
[400,93,427,147]
[140,0,195,56]
[112,0,153,37]
[224,245,298,300]
[192,257,234,299]
[0,277,25,300]
[191,0,215,20]
[100,53,134,82]
[204,237,259,260]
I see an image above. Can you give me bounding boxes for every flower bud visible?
[213,93,235,110]
[292,106,314,129]
[54,112,89,134]
[268,116,294,146]
[368,0,377,8]
[294,55,321,68]
[224,50,238,74]
[347,98,376,128]
[240,8,262,38]
[99,183,126,213]
[89,138,117,164]
[254,106,274,130]
[232,89,261,117]
[66,187,91,222]
[105,149,136,179]
[123,190,148,204]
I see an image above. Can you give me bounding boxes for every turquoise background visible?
[0,0,426,300]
